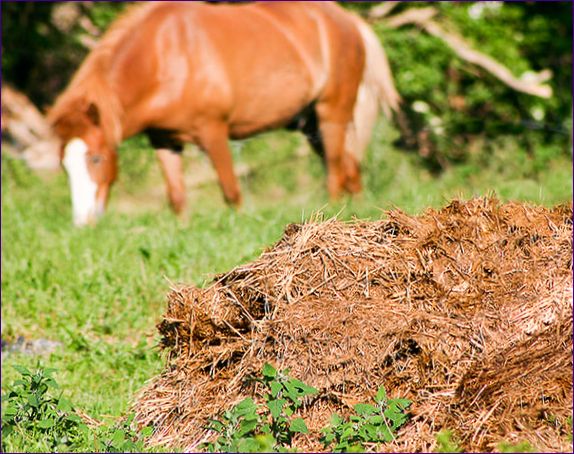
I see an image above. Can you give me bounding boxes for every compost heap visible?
[134,197,573,452]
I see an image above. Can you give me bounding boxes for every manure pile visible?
[134,197,573,452]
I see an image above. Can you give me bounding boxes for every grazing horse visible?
[49,1,399,226]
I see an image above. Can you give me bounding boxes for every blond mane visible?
[48,2,163,147]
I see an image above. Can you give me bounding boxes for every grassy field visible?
[1,121,572,451]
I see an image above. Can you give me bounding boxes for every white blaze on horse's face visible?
[62,138,100,226]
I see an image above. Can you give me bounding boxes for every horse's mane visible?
[48,2,162,146]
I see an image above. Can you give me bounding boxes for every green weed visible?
[2,365,89,452]
[435,429,463,453]
[205,365,412,453]
[320,385,412,452]
[204,363,317,452]
[497,440,536,453]
[1,365,154,453]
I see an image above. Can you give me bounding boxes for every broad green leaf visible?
[27,394,39,407]
[57,397,72,412]
[283,386,301,407]
[267,398,286,419]
[237,437,260,452]
[322,431,335,444]
[237,418,258,437]
[206,418,224,432]
[289,417,308,434]
[235,397,257,416]
[375,385,387,403]
[125,413,135,425]
[388,398,412,411]
[290,378,318,395]
[3,406,18,416]
[354,403,378,416]
[384,408,408,429]
[37,418,55,428]
[330,413,343,426]
[13,365,31,376]
[270,380,282,398]
[121,439,136,451]
[341,426,355,439]
[347,442,366,452]
[65,414,83,424]
[111,429,126,449]
[375,425,394,442]
[262,363,277,378]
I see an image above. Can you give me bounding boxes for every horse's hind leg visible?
[196,123,242,207]
[300,108,361,194]
[315,101,363,198]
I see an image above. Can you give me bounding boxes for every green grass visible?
[1,121,572,451]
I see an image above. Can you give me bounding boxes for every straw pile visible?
[134,197,572,452]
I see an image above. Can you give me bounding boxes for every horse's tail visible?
[346,15,401,162]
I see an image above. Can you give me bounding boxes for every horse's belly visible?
[227,81,314,138]
[228,121,285,139]
[228,107,305,139]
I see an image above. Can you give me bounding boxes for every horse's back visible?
[109,1,365,138]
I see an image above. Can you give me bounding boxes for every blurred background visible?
[2,1,572,177]
[1,4,572,452]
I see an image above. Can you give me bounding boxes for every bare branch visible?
[383,7,552,98]
[368,2,401,20]
[384,6,437,28]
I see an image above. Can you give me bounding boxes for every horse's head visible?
[51,100,118,226]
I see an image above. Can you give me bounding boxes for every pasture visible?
[2,118,572,451]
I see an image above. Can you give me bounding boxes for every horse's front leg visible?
[196,123,242,207]
[156,148,186,214]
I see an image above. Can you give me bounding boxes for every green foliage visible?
[434,429,463,453]
[1,365,155,453]
[320,385,412,452]
[435,431,539,453]
[2,364,89,452]
[204,366,411,453]
[88,2,127,31]
[258,363,318,446]
[92,413,154,453]
[497,440,535,453]
[204,398,268,453]
[369,2,572,166]
[204,364,318,452]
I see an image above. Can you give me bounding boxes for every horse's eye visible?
[89,155,103,165]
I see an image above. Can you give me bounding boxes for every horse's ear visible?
[86,103,100,126]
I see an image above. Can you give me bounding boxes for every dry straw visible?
[134,197,572,452]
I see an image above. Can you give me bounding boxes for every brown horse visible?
[49,1,399,226]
